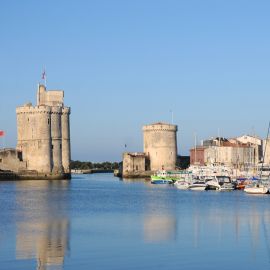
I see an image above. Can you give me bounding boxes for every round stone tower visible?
[143,122,178,171]
[16,105,52,173]
[61,107,71,173]
[51,106,63,173]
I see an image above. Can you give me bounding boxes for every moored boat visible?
[206,176,235,191]
[174,180,190,190]
[150,172,174,184]
[189,181,207,191]
[150,170,191,184]
[151,178,173,184]
[244,181,269,194]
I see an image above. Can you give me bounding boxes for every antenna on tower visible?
[170,110,174,124]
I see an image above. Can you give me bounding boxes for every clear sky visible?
[0,0,270,162]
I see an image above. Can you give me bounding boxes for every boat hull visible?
[151,179,173,184]
[244,187,269,194]
[174,181,190,190]
[189,185,206,191]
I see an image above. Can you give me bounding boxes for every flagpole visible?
[44,68,47,87]
[170,110,174,124]
[42,68,47,87]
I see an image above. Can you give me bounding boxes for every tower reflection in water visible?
[15,180,70,270]
[143,186,177,243]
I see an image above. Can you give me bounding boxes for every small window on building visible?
[0,158,2,163]
[60,143,62,150]
[48,118,50,125]
[17,152,23,161]
[136,165,138,171]
[52,144,54,150]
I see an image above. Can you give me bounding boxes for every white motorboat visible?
[174,180,190,190]
[189,181,207,191]
[206,176,235,191]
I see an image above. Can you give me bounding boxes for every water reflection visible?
[15,180,70,270]
[1,174,270,269]
[143,186,177,243]
[143,214,177,243]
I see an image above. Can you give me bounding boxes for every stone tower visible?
[143,122,178,171]
[61,107,71,173]
[16,105,53,173]
[16,84,71,176]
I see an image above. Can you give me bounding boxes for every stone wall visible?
[0,149,26,172]
[122,152,147,177]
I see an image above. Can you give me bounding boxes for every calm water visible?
[0,173,270,270]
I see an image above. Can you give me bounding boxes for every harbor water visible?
[0,173,270,269]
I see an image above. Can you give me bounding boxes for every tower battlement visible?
[143,122,177,132]
[16,105,52,115]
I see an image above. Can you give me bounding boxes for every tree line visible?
[70,160,120,170]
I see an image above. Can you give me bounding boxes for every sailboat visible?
[243,182,268,194]
[244,123,270,195]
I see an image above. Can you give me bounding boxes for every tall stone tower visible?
[16,105,53,173]
[16,84,71,177]
[143,122,178,171]
[61,107,71,173]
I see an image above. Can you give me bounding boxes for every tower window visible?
[17,152,23,161]
[48,118,50,125]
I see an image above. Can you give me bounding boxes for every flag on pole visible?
[42,70,46,80]
[42,69,47,87]
[0,130,4,137]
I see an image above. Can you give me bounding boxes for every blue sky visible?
[0,0,270,161]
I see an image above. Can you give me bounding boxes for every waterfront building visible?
[190,146,205,166]
[262,138,270,165]
[235,135,262,164]
[122,152,148,175]
[190,137,256,169]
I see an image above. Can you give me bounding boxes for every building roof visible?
[125,152,146,157]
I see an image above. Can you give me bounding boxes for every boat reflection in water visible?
[15,180,70,270]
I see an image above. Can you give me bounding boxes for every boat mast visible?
[194,132,197,165]
[260,121,270,179]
